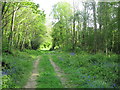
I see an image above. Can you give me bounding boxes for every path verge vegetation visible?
[2,50,36,88]
[51,51,119,88]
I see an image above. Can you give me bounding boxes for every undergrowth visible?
[51,52,119,88]
[2,50,37,88]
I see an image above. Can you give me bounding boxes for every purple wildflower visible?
[70,52,75,55]
[88,76,90,78]
[113,83,116,87]
[83,76,86,77]
[94,76,96,78]
[87,79,90,81]
[58,57,64,61]
[2,71,8,75]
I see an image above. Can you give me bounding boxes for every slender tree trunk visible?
[105,3,108,55]
[2,3,10,19]
[92,1,97,53]
[82,3,87,50]
[1,2,6,16]
[8,6,16,51]
[17,34,20,48]
[98,3,102,31]
[0,2,2,54]
[72,0,76,51]
[65,18,69,47]
[72,16,75,50]
[117,1,120,54]
[78,20,81,47]
[8,5,18,51]
[21,37,25,50]
[83,3,87,31]
[50,38,56,51]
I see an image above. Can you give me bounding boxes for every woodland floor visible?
[2,50,119,88]
[23,51,119,88]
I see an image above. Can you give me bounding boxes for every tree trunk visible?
[117,1,120,54]
[82,3,87,50]
[0,2,2,55]
[72,17,75,51]
[1,2,6,16]
[72,0,76,51]
[21,37,25,50]
[92,1,97,53]
[83,3,87,31]
[8,6,17,51]
[50,38,56,51]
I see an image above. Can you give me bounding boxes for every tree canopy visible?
[1,2,46,51]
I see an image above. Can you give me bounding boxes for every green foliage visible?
[2,38,9,52]
[2,75,13,88]
[51,1,120,54]
[31,38,41,50]
[51,2,73,50]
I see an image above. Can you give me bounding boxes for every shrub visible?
[31,38,41,50]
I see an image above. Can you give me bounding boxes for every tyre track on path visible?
[49,58,72,88]
[24,56,40,88]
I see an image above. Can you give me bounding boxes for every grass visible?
[51,51,119,88]
[2,50,38,88]
[36,55,63,88]
[2,49,119,88]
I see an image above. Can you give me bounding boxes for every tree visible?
[50,1,120,54]
[51,2,72,50]
[2,2,46,52]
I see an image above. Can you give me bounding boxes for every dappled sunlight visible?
[32,73,39,76]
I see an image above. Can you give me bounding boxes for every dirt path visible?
[49,58,71,88]
[24,56,40,88]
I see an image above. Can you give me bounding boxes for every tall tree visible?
[51,2,72,50]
